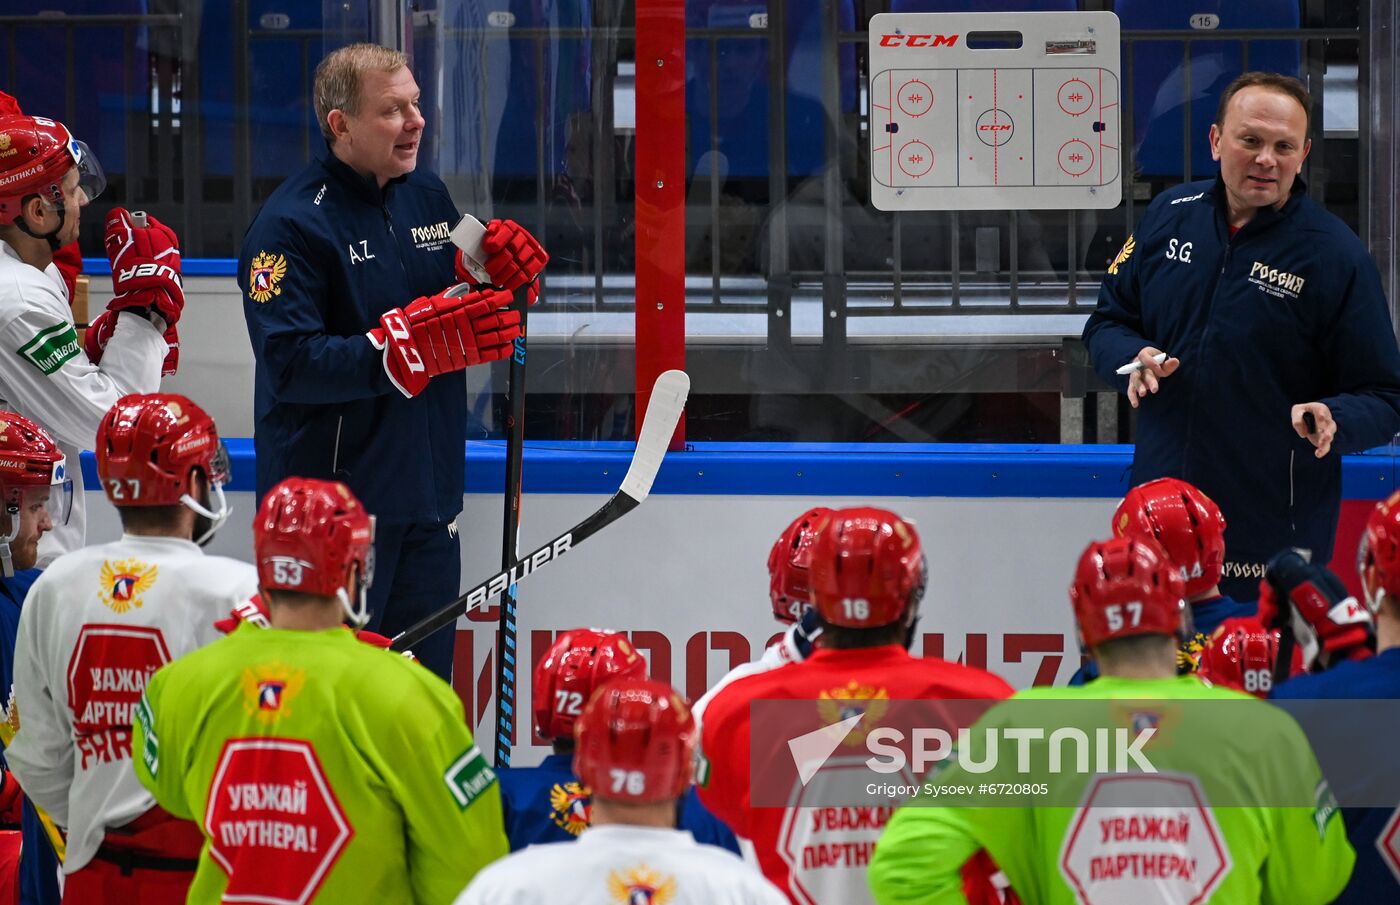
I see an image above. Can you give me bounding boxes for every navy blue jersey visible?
[1069,594,1256,684]
[240,143,464,524]
[1084,177,1400,577]
[0,570,60,905]
[497,754,739,854]
[1272,647,1400,904]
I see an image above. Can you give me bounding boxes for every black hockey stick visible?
[495,289,528,767]
[390,370,690,655]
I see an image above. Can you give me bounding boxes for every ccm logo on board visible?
[878,33,960,47]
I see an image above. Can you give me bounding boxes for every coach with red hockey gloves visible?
[240,44,546,680]
[1083,73,1400,600]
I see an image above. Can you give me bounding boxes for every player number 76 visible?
[609,769,646,796]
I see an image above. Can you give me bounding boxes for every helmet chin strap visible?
[336,584,369,629]
[181,482,230,546]
[13,201,66,251]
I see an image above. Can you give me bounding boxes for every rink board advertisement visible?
[81,442,1396,764]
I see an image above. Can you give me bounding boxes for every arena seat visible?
[1115,0,1301,179]
[685,0,856,182]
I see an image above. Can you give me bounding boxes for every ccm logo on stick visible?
[879,33,959,47]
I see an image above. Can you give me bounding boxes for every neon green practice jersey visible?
[869,674,1354,905]
[134,623,508,905]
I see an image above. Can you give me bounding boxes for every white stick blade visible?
[621,370,690,503]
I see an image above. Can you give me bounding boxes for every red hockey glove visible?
[103,208,184,327]
[214,595,271,634]
[352,628,420,662]
[84,310,180,376]
[474,218,547,304]
[1257,549,1374,670]
[367,285,519,398]
[0,766,22,826]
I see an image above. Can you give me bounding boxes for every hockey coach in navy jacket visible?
[1085,72,1400,600]
[239,44,546,679]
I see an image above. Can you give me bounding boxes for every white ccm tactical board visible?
[869,11,1121,211]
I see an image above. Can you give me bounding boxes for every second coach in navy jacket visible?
[1085,173,1400,591]
[1084,76,1400,594]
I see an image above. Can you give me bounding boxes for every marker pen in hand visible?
[1116,352,1169,376]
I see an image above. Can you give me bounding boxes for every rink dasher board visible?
[869,11,1122,211]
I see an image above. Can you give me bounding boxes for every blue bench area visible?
[77,440,1397,500]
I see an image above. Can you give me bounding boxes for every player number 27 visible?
[1104,602,1142,632]
[106,478,141,500]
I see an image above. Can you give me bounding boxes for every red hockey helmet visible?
[1112,478,1227,598]
[1361,491,1400,615]
[254,478,375,626]
[0,412,69,575]
[808,507,926,628]
[0,411,68,512]
[0,115,105,224]
[1197,617,1303,698]
[96,394,230,539]
[533,628,646,740]
[1070,536,1187,648]
[574,676,695,803]
[767,506,832,624]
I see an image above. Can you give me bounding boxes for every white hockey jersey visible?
[693,621,806,730]
[0,240,165,563]
[6,534,258,872]
[453,824,787,905]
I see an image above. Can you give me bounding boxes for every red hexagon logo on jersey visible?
[66,625,172,768]
[206,738,353,905]
[1059,774,1230,905]
[1379,805,1400,883]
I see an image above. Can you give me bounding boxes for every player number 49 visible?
[609,769,646,796]
[1104,602,1143,632]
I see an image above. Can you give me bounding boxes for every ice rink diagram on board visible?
[869,11,1122,211]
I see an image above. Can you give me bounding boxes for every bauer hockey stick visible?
[494,280,529,766]
[390,369,690,653]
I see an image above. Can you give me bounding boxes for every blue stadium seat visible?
[1115,0,1301,179]
[685,0,856,182]
[0,0,151,174]
[199,0,326,181]
[436,0,593,183]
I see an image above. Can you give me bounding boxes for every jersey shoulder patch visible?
[16,320,80,374]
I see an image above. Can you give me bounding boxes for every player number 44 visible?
[1104,602,1142,632]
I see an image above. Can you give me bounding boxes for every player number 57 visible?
[1104,602,1143,632]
